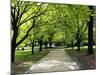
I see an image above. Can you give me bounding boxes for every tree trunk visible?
[71,41,73,49]
[77,44,80,51]
[11,46,16,63]
[39,39,43,51]
[76,26,80,52]
[88,6,94,55]
[44,41,48,50]
[77,39,80,51]
[11,27,18,63]
[48,37,52,48]
[22,47,24,51]
[32,39,34,54]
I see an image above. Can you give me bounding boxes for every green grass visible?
[65,46,96,56]
[13,47,49,73]
[66,46,96,50]
[15,50,49,63]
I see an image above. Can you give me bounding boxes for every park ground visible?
[11,46,96,74]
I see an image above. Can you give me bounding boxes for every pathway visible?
[26,48,84,73]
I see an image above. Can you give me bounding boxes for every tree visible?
[75,24,88,51]
[36,26,48,51]
[54,5,90,51]
[88,6,95,55]
[11,1,49,63]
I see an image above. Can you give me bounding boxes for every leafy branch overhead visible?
[11,0,96,63]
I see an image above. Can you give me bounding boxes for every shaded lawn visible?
[65,46,96,70]
[12,48,49,74]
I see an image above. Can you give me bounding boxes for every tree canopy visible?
[11,0,96,63]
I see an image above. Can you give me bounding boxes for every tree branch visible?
[18,9,48,27]
[16,18,36,47]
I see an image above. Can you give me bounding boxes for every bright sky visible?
[21,0,96,6]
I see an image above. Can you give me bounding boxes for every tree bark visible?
[44,41,48,50]
[39,39,43,51]
[88,6,94,55]
[11,26,18,63]
[32,39,34,54]
[11,47,15,63]
[49,37,52,48]
[22,47,24,51]
[71,41,73,49]
[77,39,80,51]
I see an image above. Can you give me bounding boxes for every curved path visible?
[26,48,83,73]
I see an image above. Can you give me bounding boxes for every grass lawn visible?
[12,47,49,74]
[65,46,96,70]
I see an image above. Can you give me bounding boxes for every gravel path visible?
[26,48,82,73]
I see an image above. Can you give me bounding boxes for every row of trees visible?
[11,0,96,63]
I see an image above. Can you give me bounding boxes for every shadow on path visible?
[25,48,85,73]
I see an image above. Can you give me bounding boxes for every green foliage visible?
[11,0,96,50]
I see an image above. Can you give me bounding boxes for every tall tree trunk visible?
[39,39,43,51]
[48,37,52,48]
[11,27,18,63]
[11,46,15,63]
[44,41,48,51]
[88,6,94,55]
[71,41,73,49]
[77,39,80,51]
[76,26,80,51]
[22,47,24,51]
[32,39,34,54]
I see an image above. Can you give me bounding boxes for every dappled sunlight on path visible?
[26,48,81,73]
